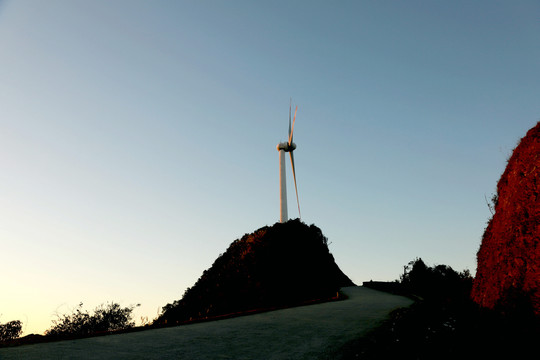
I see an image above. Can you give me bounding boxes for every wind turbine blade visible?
[289,151,301,219]
[288,100,292,141]
[289,106,297,146]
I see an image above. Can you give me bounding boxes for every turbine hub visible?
[277,142,296,152]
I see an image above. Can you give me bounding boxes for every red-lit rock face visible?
[472,122,540,315]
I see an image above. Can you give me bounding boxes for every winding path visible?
[0,287,413,359]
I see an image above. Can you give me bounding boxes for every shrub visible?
[46,302,138,337]
[400,258,472,300]
[0,320,22,341]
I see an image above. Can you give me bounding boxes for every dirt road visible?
[0,287,413,359]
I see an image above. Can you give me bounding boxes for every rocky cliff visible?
[471,122,540,316]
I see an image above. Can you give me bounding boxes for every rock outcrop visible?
[472,122,540,316]
[158,220,354,324]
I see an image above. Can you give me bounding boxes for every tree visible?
[0,320,22,341]
[400,258,472,300]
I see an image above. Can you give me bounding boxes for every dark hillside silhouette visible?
[158,220,354,325]
[349,259,538,359]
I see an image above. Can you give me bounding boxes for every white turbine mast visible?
[277,100,301,223]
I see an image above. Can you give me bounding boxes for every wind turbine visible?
[276,101,301,223]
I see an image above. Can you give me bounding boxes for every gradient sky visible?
[1,0,539,335]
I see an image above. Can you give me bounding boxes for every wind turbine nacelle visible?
[277,142,296,152]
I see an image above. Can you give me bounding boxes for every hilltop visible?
[157,219,354,325]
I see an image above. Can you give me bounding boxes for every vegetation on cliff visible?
[158,219,354,325]
[472,121,540,316]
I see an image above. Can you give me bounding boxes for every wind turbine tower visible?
[277,101,301,223]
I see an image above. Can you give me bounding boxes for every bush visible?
[0,320,22,341]
[400,258,472,300]
[46,302,138,337]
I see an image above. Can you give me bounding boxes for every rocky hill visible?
[472,122,540,316]
[158,220,354,325]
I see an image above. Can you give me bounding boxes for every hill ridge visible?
[158,219,354,325]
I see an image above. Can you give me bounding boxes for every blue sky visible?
[1,0,539,335]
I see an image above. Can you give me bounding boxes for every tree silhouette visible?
[0,320,22,341]
[400,258,472,300]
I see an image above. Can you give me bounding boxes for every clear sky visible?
[1,0,539,335]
